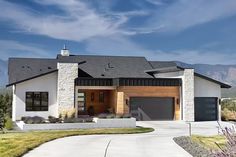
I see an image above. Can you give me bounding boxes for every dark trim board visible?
[75,77,182,87]
[116,78,181,86]
[6,70,58,87]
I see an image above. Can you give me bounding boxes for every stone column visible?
[183,69,194,121]
[57,63,78,117]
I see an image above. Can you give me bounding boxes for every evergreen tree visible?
[0,95,6,130]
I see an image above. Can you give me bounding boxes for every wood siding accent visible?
[77,86,180,120]
[78,90,110,114]
[116,86,180,120]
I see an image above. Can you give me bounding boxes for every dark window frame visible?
[99,91,105,103]
[91,92,95,102]
[25,92,49,111]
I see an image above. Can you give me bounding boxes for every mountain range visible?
[0,59,235,97]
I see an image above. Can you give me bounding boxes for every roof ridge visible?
[59,54,146,58]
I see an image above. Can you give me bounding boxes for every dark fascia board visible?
[6,70,58,87]
[145,66,181,74]
[148,66,231,88]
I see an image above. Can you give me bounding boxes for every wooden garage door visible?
[130,97,175,121]
[194,97,218,121]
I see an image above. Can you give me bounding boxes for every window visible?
[77,92,86,112]
[91,92,94,102]
[26,92,48,111]
[99,91,104,103]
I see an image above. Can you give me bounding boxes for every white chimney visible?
[61,44,70,56]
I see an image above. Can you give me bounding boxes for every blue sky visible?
[0,0,236,64]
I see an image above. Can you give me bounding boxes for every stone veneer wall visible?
[57,63,78,116]
[183,69,194,121]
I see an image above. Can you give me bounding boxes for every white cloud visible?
[0,40,50,59]
[0,0,148,42]
[146,0,236,32]
[85,35,151,56]
[145,0,165,6]
[85,36,236,64]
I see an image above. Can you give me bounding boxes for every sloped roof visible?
[148,61,231,88]
[57,55,152,78]
[8,58,57,86]
[7,54,231,88]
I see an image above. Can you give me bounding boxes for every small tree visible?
[0,95,6,131]
[0,94,11,131]
[0,108,4,130]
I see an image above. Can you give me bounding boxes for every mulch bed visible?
[173,136,213,157]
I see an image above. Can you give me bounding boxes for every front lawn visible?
[0,127,153,157]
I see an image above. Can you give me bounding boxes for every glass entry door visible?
[77,91,86,114]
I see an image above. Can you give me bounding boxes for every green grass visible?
[191,135,226,150]
[0,127,153,157]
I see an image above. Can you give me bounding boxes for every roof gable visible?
[8,58,57,85]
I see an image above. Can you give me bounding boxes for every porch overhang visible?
[75,77,182,86]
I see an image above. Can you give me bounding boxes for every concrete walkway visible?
[23,121,233,157]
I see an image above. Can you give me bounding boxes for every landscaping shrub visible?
[48,116,62,123]
[123,113,131,118]
[106,114,115,119]
[221,108,236,121]
[213,124,236,157]
[97,113,132,119]
[4,116,13,130]
[63,117,93,123]
[22,116,46,124]
[115,114,123,118]
[221,99,236,111]
[98,113,108,119]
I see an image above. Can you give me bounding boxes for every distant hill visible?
[0,59,235,97]
[190,63,236,98]
[192,64,236,86]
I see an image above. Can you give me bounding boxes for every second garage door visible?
[194,97,218,121]
[130,97,175,121]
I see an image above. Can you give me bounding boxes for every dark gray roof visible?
[148,61,231,88]
[57,55,152,78]
[7,54,231,88]
[8,58,57,86]
[149,61,177,69]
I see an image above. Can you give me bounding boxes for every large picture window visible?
[26,92,48,111]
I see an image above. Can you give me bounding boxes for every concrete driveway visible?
[24,121,233,157]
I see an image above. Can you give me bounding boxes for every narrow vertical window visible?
[99,91,104,103]
[91,92,94,102]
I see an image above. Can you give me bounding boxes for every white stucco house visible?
[7,48,231,122]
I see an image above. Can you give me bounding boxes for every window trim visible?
[91,92,94,102]
[25,92,49,111]
[99,91,105,103]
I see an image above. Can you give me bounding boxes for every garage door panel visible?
[130,97,174,121]
[194,97,218,121]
